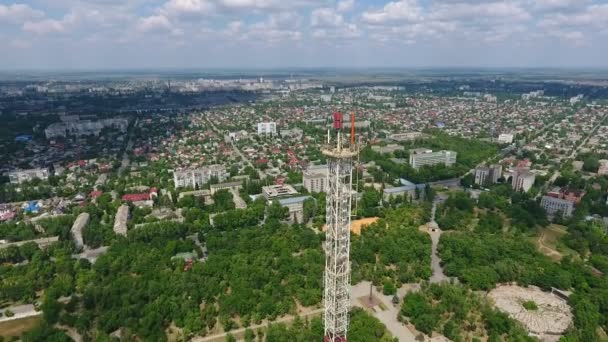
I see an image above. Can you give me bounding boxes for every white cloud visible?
[361,0,423,25]
[136,15,173,33]
[533,0,586,11]
[311,8,343,27]
[0,4,44,23]
[23,18,67,34]
[430,1,531,22]
[9,38,31,49]
[161,0,215,17]
[337,0,354,12]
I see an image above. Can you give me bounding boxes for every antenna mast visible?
[323,112,357,342]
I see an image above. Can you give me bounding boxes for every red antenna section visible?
[333,112,343,129]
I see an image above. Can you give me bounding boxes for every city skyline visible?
[1,0,607,69]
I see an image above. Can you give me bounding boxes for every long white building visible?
[173,165,229,189]
[8,168,50,184]
[409,149,457,170]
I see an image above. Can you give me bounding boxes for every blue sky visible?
[0,0,607,69]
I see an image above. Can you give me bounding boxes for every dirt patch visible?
[0,316,41,337]
[357,295,382,310]
[350,217,379,235]
[489,285,572,342]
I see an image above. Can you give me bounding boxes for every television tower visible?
[323,112,357,342]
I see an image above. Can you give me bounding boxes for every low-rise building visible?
[71,213,90,249]
[541,196,574,219]
[383,180,426,201]
[275,196,311,223]
[498,133,514,144]
[409,149,457,170]
[210,181,242,195]
[372,144,405,154]
[262,184,298,200]
[389,132,429,142]
[8,168,50,184]
[303,164,329,193]
[113,205,129,236]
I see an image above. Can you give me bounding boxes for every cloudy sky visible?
[0,0,607,69]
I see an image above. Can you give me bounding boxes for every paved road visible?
[427,198,450,284]
[352,282,416,342]
[0,304,40,323]
[230,188,247,209]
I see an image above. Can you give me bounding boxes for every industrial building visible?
[8,168,50,184]
[541,196,574,219]
[409,148,457,170]
[173,165,228,189]
[303,164,329,193]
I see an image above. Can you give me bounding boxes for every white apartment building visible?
[409,149,457,170]
[303,165,329,193]
[8,168,50,184]
[498,133,514,144]
[511,168,536,193]
[275,196,311,223]
[475,164,502,186]
[173,165,229,189]
[257,122,277,135]
[541,196,574,219]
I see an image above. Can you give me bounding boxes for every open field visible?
[533,225,579,262]
[0,316,41,338]
[350,217,379,235]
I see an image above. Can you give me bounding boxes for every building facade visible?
[541,196,574,219]
[262,184,298,200]
[257,122,277,135]
[498,133,514,144]
[173,165,229,189]
[275,196,311,223]
[409,149,457,170]
[303,165,329,193]
[511,169,535,193]
[8,168,50,184]
[474,164,502,186]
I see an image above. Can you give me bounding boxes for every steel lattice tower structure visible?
[323,112,356,342]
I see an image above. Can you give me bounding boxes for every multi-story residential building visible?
[303,165,329,193]
[262,184,298,200]
[173,165,228,189]
[8,168,50,184]
[210,181,242,195]
[474,164,502,186]
[511,168,535,193]
[409,149,457,170]
[257,122,277,135]
[541,196,574,219]
[45,118,128,139]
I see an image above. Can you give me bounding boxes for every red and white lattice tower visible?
[323,112,357,342]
